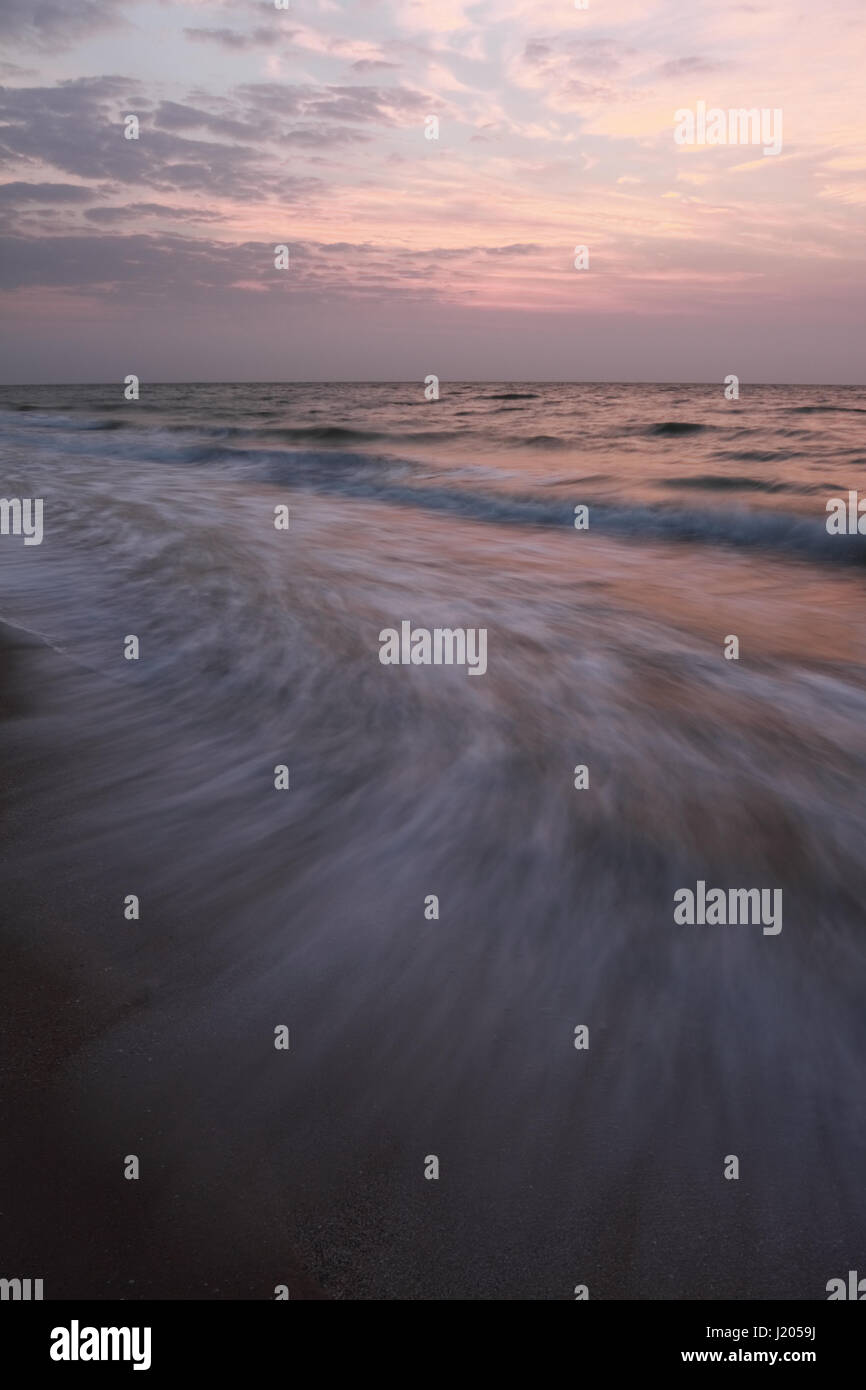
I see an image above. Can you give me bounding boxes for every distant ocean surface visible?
[3,381,866,562]
[1,381,866,1299]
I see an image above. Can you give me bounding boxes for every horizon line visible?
[2,379,864,389]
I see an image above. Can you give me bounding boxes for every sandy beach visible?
[2,384,866,1299]
[0,619,327,1299]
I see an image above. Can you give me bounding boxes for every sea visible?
[1,381,865,1298]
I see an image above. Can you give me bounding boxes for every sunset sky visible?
[1,0,865,381]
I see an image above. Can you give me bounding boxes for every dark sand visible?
[0,622,327,1300]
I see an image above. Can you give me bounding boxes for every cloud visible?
[0,231,553,308]
[0,0,125,50]
[183,27,277,51]
[236,82,431,126]
[0,181,94,203]
[656,56,724,78]
[351,60,400,73]
[83,202,225,223]
[1,0,865,379]
[0,78,330,199]
[152,100,260,141]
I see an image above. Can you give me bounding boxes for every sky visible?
[0,0,864,382]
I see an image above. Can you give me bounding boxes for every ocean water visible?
[1,381,865,1299]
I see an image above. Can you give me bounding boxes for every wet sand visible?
[0,621,327,1299]
[1,471,865,1301]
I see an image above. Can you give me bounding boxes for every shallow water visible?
[1,382,865,1298]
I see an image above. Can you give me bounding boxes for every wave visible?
[787,405,866,415]
[647,421,707,436]
[657,474,800,493]
[3,409,864,570]
[512,434,572,449]
[263,425,385,445]
[382,490,865,565]
[253,454,866,567]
